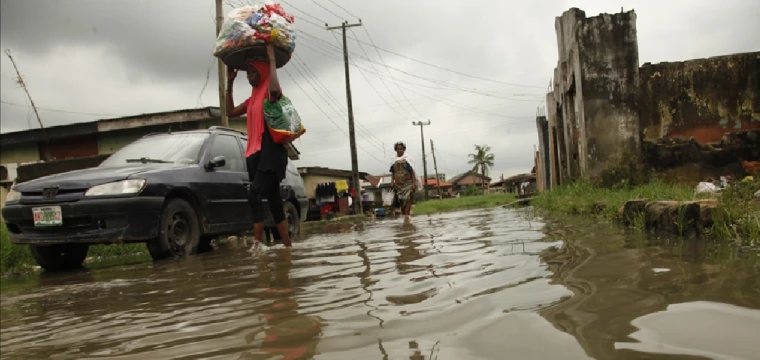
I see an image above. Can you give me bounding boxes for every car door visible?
[200,133,250,231]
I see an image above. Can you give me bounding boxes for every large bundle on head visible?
[214,2,296,69]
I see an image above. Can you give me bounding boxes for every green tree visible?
[467,144,495,193]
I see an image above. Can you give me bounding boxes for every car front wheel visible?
[147,198,200,261]
[30,244,89,272]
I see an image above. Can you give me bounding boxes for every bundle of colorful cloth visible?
[213,2,296,60]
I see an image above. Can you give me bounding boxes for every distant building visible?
[426,173,446,181]
[493,173,536,196]
[422,177,454,198]
[449,171,492,192]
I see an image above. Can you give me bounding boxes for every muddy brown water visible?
[1,208,759,359]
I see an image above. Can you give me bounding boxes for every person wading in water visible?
[390,142,422,218]
[226,44,292,248]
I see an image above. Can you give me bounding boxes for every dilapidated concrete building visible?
[538,8,759,188]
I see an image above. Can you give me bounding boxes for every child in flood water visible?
[390,142,423,218]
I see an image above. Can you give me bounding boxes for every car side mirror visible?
[205,156,226,171]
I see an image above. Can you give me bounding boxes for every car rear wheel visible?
[284,202,300,240]
[272,202,300,242]
[29,244,89,272]
[147,198,200,261]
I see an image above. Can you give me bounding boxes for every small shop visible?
[298,167,369,220]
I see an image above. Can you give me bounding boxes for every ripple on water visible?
[0,208,575,359]
[615,301,760,360]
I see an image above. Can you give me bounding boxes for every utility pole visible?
[430,139,442,199]
[5,50,44,132]
[327,20,363,215]
[215,0,229,126]
[413,120,431,200]
[5,49,51,160]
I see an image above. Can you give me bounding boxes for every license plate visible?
[33,206,63,227]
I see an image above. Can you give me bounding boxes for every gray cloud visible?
[2,0,758,178]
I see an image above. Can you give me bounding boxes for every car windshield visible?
[100,133,209,167]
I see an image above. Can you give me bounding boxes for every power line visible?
[291,56,387,153]
[298,32,545,99]
[226,1,544,91]
[0,100,123,117]
[297,38,543,103]
[275,0,328,25]
[294,19,545,89]
[310,0,345,21]
[348,28,423,119]
[324,0,359,20]
[333,31,413,121]
[196,54,216,107]
[296,36,541,120]
[297,33,544,105]
[290,56,387,153]
[282,69,387,166]
[295,41,538,121]
[357,26,426,118]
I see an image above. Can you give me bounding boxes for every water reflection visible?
[539,214,760,360]
[241,249,324,359]
[1,208,758,359]
[614,301,760,359]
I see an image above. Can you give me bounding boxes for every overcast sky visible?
[1,0,758,179]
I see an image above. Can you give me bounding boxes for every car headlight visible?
[85,179,146,197]
[5,188,21,202]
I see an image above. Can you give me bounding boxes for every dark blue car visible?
[2,127,308,271]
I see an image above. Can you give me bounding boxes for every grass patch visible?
[413,193,517,215]
[531,179,695,219]
[0,223,34,274]
[532,178,760,243]
[707,178,760,242]
[1,222,149,275]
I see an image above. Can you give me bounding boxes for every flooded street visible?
[1,207,759,359]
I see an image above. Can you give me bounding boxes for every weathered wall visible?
[545,92,564,187]
[576,11,641,178]
[552,8,585,181]
[640,52,760,144]
[547,8,641,184]
[535,116,551,191]
[542,8,758,188]
[644,130,760,183]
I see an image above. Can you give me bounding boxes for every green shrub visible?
[0,223,34,274]
[708,177,760,244]
[463,184,482,197]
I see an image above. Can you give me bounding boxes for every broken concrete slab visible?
[620,199,721,237]
[620,199,649,226]
[644,201,702,237]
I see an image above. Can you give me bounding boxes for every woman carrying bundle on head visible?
[390,142,423,217]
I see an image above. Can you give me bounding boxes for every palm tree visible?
[467,144,495,193]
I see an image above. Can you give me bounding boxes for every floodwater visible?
[1,208,759,360]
